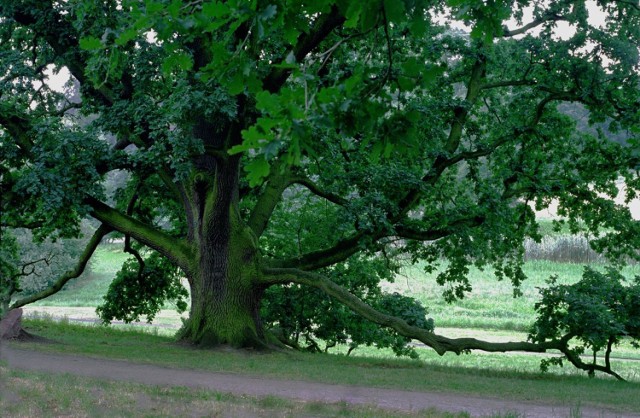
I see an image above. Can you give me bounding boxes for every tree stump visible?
[0,308,24,340]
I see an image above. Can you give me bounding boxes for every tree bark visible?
[178,219,266,348]
[178,137,267,347]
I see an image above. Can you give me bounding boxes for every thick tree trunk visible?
[177,127,267,347]
[179,221,266,348]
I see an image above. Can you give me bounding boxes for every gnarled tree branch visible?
[261,267,566,356]
[86,196,194,272]
[263,7,346,93]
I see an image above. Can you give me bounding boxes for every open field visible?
[388,260,640,331]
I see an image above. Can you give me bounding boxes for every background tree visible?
[0,225,94,317]
[1,0,640,377]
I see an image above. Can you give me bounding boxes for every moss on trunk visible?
[179,212,267,349]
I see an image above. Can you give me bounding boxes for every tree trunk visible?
[179,220,266,348]
[178,139,267,348]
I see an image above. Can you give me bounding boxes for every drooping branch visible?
[85,197,194,272]
[261,268,566,356]
[562,346,625,381]
[10,224,112,309]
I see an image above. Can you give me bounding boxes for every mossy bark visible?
[179,220,267,348]
[178,144,268,348]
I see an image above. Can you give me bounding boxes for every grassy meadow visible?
[8,231,640,416]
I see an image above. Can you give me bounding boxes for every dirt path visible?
[1,344,636,418]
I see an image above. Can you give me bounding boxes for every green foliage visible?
[263,254,433,358]
[530,267,640,373]
[97,251,188,324]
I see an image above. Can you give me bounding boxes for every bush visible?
[530,267,640,379]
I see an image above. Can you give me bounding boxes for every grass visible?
[0,365,470,418]
[30,246,130,307]
[8,319,640,416]
[387,260,640,332]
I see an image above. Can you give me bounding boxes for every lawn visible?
[387,259,640,331]
[8,319,640,417]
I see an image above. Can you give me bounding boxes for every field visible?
[6,238,640,416]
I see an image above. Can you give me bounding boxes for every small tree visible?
[0,224,95,318]
[530,268,640,380]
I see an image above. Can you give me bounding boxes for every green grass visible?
[387,260,640,332]
[30,246,130,307]
[1,365,467,418]
[10,319,640,416]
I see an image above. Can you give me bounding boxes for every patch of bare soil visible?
[0,343,636,418]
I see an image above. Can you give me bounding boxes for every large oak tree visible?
[2,0,640,376]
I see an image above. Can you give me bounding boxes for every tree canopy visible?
[1,0,640,379]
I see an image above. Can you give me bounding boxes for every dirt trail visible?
[1,344,636,418]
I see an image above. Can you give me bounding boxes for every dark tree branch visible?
[124,188,145,276]
[247,161,293,237]
[267,232,371,270]
[291,176,349,207]
[263,7,346,93]
[395,216,486,241]
[261,268,566,356]
[10,224,112,309]
[445,53,486,154]
[85,196,194,272]
[10,256,54,281]
[562,347,625,381]
[482,80,537,90]
[502,14,567,37]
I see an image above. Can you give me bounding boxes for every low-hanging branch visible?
[260,267,566,355]
[261,268,629,381]
[86,196,194,272]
